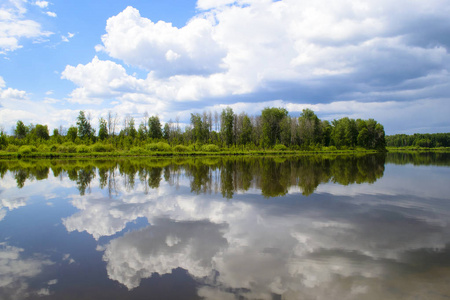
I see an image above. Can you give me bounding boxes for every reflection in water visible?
[0,154,450,299]
[0,154,386,197]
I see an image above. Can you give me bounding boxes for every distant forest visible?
[386,133,450,148]
[0,107,386,153]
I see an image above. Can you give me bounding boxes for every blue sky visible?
[1,0,449,135]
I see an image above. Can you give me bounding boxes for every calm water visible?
[0,153,450,300]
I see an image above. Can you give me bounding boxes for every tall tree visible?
[77,111,93,139]
[148,116,163,139]
[261,107,288,147]
[98,117,108,140]
[220,107,234,147]
[298,109,321,146]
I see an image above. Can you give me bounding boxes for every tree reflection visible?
[0,154,389,197]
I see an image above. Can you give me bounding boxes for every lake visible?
[0,153,450,299]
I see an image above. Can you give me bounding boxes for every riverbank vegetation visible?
[0,107,387,158]
[386,133,450,149]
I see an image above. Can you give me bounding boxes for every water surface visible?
[0,153,449,299]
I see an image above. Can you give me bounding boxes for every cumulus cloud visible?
[99,6,227,77]
[0,0,52,53]
[60,1,450,133]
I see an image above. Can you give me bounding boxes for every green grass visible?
[0,146,386,159]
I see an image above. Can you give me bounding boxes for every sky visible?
[0,0,449,135]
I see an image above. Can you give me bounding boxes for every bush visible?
[91,143,114,152]
[130,147,145,154]
[38,144,50,152]
[5,145,19,152]
[200,144,220,152]
[57,143,77,153]
[173,145,189,152]
[146,142,171,152]
[49,144,58,152]
[18,145,37,155]
[273,144,287,151]
[76,145,91,153]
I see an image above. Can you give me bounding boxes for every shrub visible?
[76,145,90,153]
[146,142,171,152]
[130,146,145,154]
[18,145,37,155]
[200,144,220,152]
[57,143,77,153]
[49,144,58,152]
[173,145,189,152]
[38,144,50,152]
[273,144,287,151]
[5,145,19,152]
[91,143,114,152]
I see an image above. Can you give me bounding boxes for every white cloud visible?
[60,1,450,134]
[0,0,52,53]
[99,6,227,76]
[34,1,49,8]
[45,11,56,18]
[0,243,53,299]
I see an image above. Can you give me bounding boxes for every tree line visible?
[0,107,386,151]
[386,133,450,148]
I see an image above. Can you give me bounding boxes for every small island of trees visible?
[0,107,387,157]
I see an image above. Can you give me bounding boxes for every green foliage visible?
[31,124,50,140]
[148,116,163,139]
[386,133,450,148]
[0,131,8,150]
[91,143,114,152]
[6,145,19,152]
[221,107,234,147]
[146,142,171,152]
[57,143,77,153]
[173,145,189,152]
[201,144,220,152]
[18,145,37,155]
[2,107,388,157]
[76,145,91,153]
[15,120,28,139]
[273,144,287,151]
[77,111,94,139]
[98,118,108,140]
[261,107,288,147]
[67,126,78,142]
[130,146,145,154]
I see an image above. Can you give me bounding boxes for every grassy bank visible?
[387,146,450,153]
[0,146,383,159]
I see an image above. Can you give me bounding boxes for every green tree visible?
[221,107,234,147]
[298,109,321,146]
[190,113,205,143]
[77,111,93,139]
[67,126,78,142]
[148,116,163,139]
[32,124,49,140]
[0,129,8,150]
[261,107,288,147]
[14,120,28,139]
[239,114,253,146]
[137,122,148,141]
[98,117,108,140]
